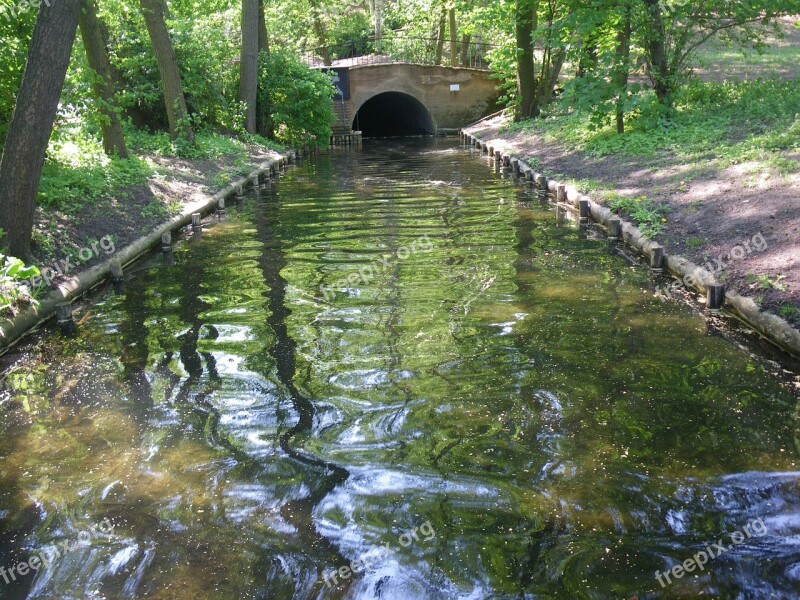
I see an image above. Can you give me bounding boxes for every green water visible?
[1,139,798,599]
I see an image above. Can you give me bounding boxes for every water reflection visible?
[0,138,798,599]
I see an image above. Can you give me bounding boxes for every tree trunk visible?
[139,0,194,142]
[539,46,566,108]
[460,33,471,67]
[434,8,446,64]
[613,2,632,133]
[258,0,269,54]
[372,0,382,45]
[515,0,538,120]
[0,0,82,259]
[79,0,128,157]
[239,0,259,134]
[256,0,272,137]
[643,0,671,108]
[448,8,458,67]
[474,24,483,67]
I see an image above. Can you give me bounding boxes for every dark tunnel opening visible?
[353,92,435,137]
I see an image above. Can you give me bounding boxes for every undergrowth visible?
[507,79,800,169]
[36,128,284,214]
[607,193,669,238]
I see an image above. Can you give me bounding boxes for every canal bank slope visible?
[465,113,799,336]
[0,141,297,352]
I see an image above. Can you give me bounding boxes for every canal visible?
[1,138,798,599]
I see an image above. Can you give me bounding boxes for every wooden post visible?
[494,150,502,162]
[218,198,226,211]
[235,184,244,200]
[110,259,123,283]
[510,158,520,176]
[556,184,566,203]
[707,284,725,311]
[578,199,590,221]
[535,175,548,202]
[56,303,76,336]
[191,213,201,229]
[161,232,171,251]
[650,245,665,270]
[608,218,622,240]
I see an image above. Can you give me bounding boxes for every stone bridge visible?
[327,63,499,137]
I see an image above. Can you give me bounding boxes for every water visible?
[1,138,799,599]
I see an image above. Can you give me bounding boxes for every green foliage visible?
[328,12,373,59]
[90,1,241,133]
[257,50,333,148]
[0,252,40,314]
[747,273,788,292]
[777,302,799,322]
[685,237,704,250]
[512,78,800,177]
[0,0,35,141]
[608,193,668,238]
[37,131,153,211]
[127,127,283,159]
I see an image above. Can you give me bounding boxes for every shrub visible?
[257,50,334,148]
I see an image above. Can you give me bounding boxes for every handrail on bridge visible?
[301,34,498,70]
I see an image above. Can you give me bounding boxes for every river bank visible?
[0,134,293,352]
[466,106,799,331]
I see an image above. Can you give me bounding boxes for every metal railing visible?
[301,33,498,70]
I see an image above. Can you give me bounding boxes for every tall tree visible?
[0,0,82,259]
[448,6,458,66]
[258,0,269,53]
[79,0,128,157]
[257,0,272,137]
[612,0,632,133]
[514,0,566,121]
[515,0,538,120]
[139,0,194,142]
[434,7,446,64]
[240,0,259,133]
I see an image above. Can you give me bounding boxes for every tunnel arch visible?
[352,92,435,137]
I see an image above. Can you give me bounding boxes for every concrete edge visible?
[461,130,800,360]
[0,149,301,355]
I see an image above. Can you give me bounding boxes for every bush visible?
[257,51,334,148]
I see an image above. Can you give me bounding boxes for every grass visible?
[507,79,800,172]
[38,132,154,213]
[692,20,800,82]
[607,192,669,238]
[777,302,799,322]
[36,127,285,215]
[685,237,705,250]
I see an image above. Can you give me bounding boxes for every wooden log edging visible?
[0,149,299,354]
[462,130,800,359]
